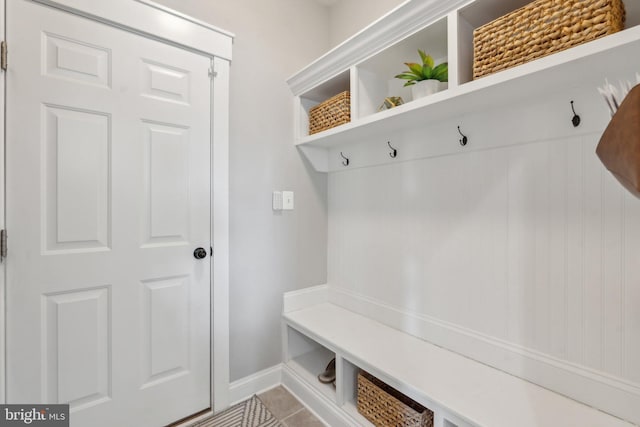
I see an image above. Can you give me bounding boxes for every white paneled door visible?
[6,1,212,426]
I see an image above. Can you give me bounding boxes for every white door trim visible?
[0,0,6,406]
[30,0,233,60]
[211,56,231,413]
[1,0,232,413]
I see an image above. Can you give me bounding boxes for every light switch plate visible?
[282,191,294,210]
[272,191,283,211]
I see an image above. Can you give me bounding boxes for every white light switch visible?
[272,191,283,211]
[282,191,294,210]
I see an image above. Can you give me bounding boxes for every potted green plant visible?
[395,50,448,100]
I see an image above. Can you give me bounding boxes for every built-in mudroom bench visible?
[284,0,640,425]
[282,287,636,427]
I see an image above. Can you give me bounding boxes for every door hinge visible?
[208,59,218,79]
[0,229,7,260]
[1,41,7,71]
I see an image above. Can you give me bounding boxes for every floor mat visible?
[193,395,283,427]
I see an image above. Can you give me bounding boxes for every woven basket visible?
[357,371,434,427]
[473,0,626,79]
[308,91,350,135]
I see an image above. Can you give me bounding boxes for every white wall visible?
[151,0,407,386]
[328,0,406,47]
[153,0,330,381]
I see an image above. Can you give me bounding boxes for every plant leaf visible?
[406,62,423,76]
[395,73,418,80]
[432,63,448,82]
[418,49,429,65]
[421,64,433,80]
[403,81,415,87]
[420,51,434,68]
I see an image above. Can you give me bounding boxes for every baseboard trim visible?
[227,361,349,426]
[228,364,283,406]
[328,286,640,425]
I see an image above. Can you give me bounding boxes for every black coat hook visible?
[570,100,581,127]
[387,141,397,158]
[458,126,468,146]
[340,152,350,167]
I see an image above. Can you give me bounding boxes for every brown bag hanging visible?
[596,84,640,198]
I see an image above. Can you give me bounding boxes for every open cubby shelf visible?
[285,326,337,403]
[284,315,476,427]
[288,0,640,172]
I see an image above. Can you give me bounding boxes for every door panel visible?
[142,122,190,246]
[43,287,111,407]
[44,32,112,88]
[141,60,191,104]
[6,1,212,426]
[43,105,111,252]
[141,276,190,385]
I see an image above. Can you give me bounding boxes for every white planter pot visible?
[411,79,443,100]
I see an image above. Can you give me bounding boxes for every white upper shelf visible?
[287,0,640,172]
[301,25,640,148]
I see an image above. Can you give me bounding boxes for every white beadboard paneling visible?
[329,131,639,379]
[452,148,506,335]
[602,143,625,378]
[327,93,640,421]
[547,137,568,359]
[532,142,551,354]
[624,192,640,383]
[506,137,571,357]
[566,137,585,365]
[329,150,510,336]
[507,142,542,349]
[583,134,605,371]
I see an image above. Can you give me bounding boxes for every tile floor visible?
[258,386,325,427]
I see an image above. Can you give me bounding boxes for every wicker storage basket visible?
[473,0,626,79]
[308,91,350,135]
[357,371,434,427]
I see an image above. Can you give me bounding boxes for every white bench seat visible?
[283,303,635,427]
